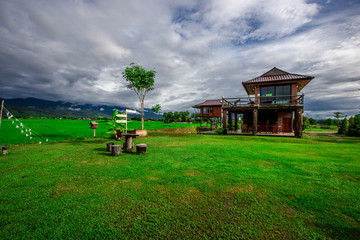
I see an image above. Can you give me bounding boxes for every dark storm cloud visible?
[0,0,359,118]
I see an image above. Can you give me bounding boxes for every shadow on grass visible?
[314,223,360,240]
[68,138,111,145]
[92,146,138,156]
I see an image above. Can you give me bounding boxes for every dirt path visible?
[306,131,343,141]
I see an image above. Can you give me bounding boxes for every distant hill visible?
[1,97,162,119]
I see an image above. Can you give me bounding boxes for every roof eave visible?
[242,82,252,95]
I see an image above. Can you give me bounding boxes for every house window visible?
[203,107,213,114]
[275,85,291,103]
[260,85,291,104]
[260,86,275,104]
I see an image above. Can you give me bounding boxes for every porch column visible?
[222,109,227,129]
[294,107,303,138]
[228,111,233,130]
[253,108,258,135]
[234,113,238,130]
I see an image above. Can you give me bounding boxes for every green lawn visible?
[1,131,359,239]
[304,125,338,132]
[0,119,200,145]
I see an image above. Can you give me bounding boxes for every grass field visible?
[0,119,200,145]
[304,125,338,132]
[0,128,359,239]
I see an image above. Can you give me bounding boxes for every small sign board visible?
[114,109,137,134]
[116,120,127,123]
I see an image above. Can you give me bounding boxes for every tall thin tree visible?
[123,63,156,130]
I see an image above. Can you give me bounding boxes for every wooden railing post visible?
[294,107,303,137]
[234,113,238,130]
[222,109,227,129]
[228,111,232,130]
[253,108,258,135]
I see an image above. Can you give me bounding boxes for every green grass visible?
[0,119,200,145]
[1,132,359,239]
[305,125,338,132]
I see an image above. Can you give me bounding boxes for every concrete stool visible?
[106,142,114,152]
[136,144,147,155]
[111,145,122,156]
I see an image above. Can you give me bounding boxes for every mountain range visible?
[1,97,162,119]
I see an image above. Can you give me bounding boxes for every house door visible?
[283,118,291,132]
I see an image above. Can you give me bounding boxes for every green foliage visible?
[338,117,349,134]
[333,112,344,127]
[105,110,125,138]
[131,116,141,121]
[1,134,359,239]
[303,116,310,130]
[215,127,228,134]
[324,118,334,126]
[163,111,190,123]
[151,104,161,113]
[348,114,360,137]
[122,63,156,92]
[163,112,173,123]
[191,113,200,123]
[309,118,317,125]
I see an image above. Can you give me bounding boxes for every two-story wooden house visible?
[222,67,314,137]
[193,67,314,137]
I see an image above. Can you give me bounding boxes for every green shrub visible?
[309,118,317,125]
[325,118,334,126]
[348,114,360,137]
[215,128,228,135]
[338,117,349,135]
[303,116,310,130]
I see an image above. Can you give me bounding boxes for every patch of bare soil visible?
[324,132,343,141]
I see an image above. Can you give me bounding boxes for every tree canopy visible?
[151,104,161,113]
[123,63,155,94]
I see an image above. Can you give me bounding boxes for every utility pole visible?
[0,100,4,128]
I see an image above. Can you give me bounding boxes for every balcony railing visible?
[222,94,304,107]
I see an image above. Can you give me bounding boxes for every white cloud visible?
[68,107,81,111]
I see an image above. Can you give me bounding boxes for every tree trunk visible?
[141,99,144,130]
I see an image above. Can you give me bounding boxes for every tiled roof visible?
[243,67,313,84]
[193,99,222,108]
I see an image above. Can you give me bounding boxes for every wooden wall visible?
[200,106,222,117]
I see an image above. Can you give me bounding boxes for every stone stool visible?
[136,144,147,155]
[111,145,122,156]
[106,142,114,152]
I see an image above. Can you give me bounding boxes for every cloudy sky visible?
[0,0,359,119]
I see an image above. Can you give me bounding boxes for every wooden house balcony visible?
[222,94,304,111]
